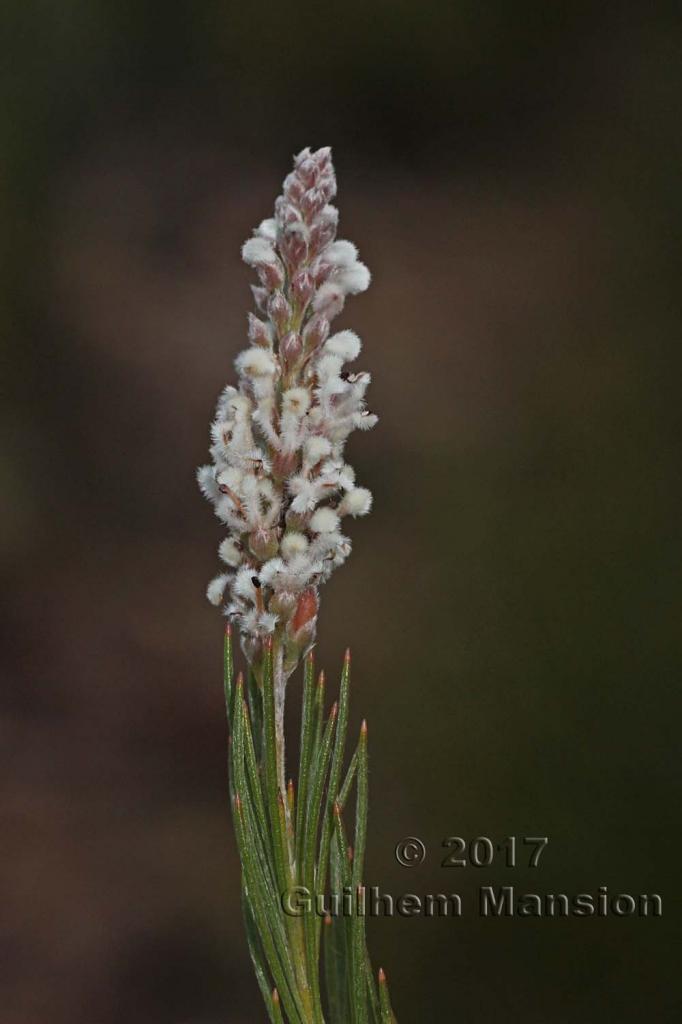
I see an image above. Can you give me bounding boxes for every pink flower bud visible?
[302,313,330,350]
[300,188,325,221]
[297,158,317,187]
[250,285,268,313]
[269,590,297,618]
[280,226,308,268]
[283,172,305,203]
[292,270,314,305]
[291,587,318,637]
[268,291,291,335]
[313,146,332,168]
[258,260,284,291]
[248,526,279,561]
[313,260,333,287]
[310,211,337,252]
[247,313,272,347]
[280,331,302,364]
[275,197,300,227]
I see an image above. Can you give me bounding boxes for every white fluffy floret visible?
[219,537,243,567]
[207,574,230,606]
[324,330,362,363]
[309,507,340,533]
[236,347,277,378]
[282,387,311,415]
[339,486,373,517]
[324,240,358,268]
[281,532,309,559]
[242,236,278,265]
[335,262,371,295]
[303,436,332,466]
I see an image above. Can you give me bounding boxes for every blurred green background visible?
[2,2,681,1021]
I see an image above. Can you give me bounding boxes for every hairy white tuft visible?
[325,330,362,363]
[207,574,230,606]
[242,236,277,265]
[309,506,340,533]
[339,486,373,517]
[236,347,277,378]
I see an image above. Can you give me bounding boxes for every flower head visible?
[199,147,376,672]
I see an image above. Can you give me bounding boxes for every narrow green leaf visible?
[295,652,316,877]
[302,701,337,1022]
[241,888,277,1024]
[351,887,369,1024]
[233,794,305,1024]
[317,650,351,916]
[240,694,269,852]
[338,747,358,810]
[351,721,369,892]
[246,665,263,761]
[324,912,350,1024]
[310,669,326,766]
[349,722,369,1024]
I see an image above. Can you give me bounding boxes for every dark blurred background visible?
[2,2,681,1021]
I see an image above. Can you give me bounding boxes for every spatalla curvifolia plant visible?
[198,146,397,1023]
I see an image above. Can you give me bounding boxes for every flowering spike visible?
[198,148,375,677]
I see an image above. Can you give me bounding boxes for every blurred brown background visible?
[2,2,681,1021]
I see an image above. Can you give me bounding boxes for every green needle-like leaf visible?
[317,650,351,921]
[296,652,316,877]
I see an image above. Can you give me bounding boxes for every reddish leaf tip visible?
[360,719,368,736]
[333,800,342,817]
[344,647,351,663]
[272,988,280,1005]
[324,913,333,926]
[330,701,339,720]
[225,622,232,637]
[378,967,387,984]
